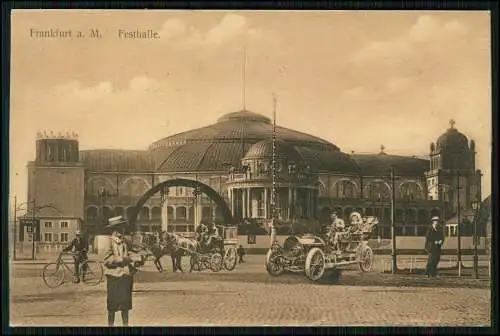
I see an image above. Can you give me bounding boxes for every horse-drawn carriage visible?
[265,212,378,282]
[134,223,239,273]
[187,225,239,272]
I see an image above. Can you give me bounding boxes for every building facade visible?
[22,111,483,244]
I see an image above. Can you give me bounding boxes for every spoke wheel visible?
[265,249,285,277]
[358,245,374,272]
[81,260,104,286]
[305,247,326,281]
[210,253,223,272]
[42,262,65,288]
[223,247,238,271]
[190,255,200,272]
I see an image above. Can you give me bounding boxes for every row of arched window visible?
[85,204,223,222]
[322,180,425,201]
[320,206,442,224]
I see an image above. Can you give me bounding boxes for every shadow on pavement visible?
[132,269,490,289]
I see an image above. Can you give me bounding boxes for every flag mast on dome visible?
[241,43,247,111]
[270,93,278,246]
[239,43,247,160]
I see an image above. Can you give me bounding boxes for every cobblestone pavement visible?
[9,256,491,327]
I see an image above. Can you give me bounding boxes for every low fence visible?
[11,235,489,260]
[238,235,487,250]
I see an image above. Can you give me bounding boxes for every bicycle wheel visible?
[42,262,65,288]
[81,260,104,286]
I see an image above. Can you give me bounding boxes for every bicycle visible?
[42,251,104,288]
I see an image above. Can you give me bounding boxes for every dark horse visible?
[138,232,185,273]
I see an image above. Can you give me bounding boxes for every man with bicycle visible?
[63,229,88,283]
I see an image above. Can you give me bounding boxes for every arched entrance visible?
[129,178,234,231]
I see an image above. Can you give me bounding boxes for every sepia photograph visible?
[8,9,493,327]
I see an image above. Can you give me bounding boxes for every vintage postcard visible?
[8,9,492,327]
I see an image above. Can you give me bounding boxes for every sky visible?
[9,10,492,204]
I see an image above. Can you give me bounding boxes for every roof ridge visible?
[195,142,217,171]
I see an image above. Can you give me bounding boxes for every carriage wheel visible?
[305,247,326,281]
[42,262,65,289]
[265,249,285,277]
[223,247,238,271]
[190,254,200,272]
[81,260,104,286]
[358,245,374,272]
[210,253,223,272]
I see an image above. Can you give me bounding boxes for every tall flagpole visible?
[241,44,247,110]
[270,93,278,246]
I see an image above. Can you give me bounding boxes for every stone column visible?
[195,191,202,230]
[288,188,293,220]
[230,188,235,216]
[161,199,169,232]
[247,189,252,218]
[264,187,268,219]
[242,189,247,218]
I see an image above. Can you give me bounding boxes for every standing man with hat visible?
[425,216,445,278]
[103,216,135,327]
[62,229,88,283]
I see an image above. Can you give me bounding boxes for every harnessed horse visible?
[137,232,184,273]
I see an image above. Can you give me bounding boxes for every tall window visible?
[176,207,187,219]
[44,221,53,228]
[333,180,356,199]
[364,182,390,201]
[121,178,148,197]
[44,233,52,242]
[400,182,423,201]
[60,221,69,228]
[60,232,69,242]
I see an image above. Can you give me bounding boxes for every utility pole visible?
[472,200,480,279]
[30,206,36,261]
[13,195,17,261]
[456,171,462,277]
[390,167,397,274]
[270,93,278,246]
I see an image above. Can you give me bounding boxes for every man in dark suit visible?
[63,230,88,283]
[425,216,445,278]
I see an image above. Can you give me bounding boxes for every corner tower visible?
[426,120,482,220]
[26,131,85,241]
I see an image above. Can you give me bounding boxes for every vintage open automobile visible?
[265,213,378,282]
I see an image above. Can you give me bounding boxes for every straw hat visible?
[106,216,128,229]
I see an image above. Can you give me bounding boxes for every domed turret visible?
[149,109,360,174]
[244,139,301,161]
[435,119,469,153]
[430,119,474,170]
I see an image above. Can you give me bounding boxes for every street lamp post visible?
[455,172,463,277]
[471,199,480,279]
[98,186,107,235]
[389,167,397,274]
[13,199,39,261]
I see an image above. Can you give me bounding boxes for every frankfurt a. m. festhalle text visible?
[29,28,160,40]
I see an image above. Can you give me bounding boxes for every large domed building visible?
[23,111,482,245]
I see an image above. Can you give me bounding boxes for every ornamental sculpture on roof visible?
[36,130,79,140]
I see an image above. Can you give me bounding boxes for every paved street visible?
[9,255,491,327]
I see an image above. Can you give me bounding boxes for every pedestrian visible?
[103,216,135,327]
[171,249,184,273]
[425,216,445,278]
[237,245,245,264]
[62,229,88,283]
